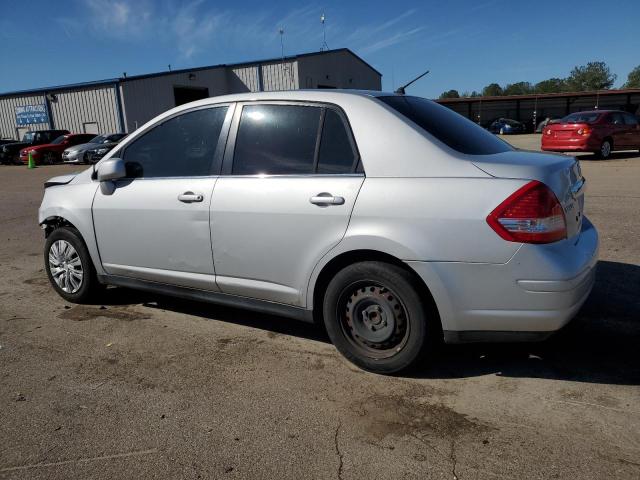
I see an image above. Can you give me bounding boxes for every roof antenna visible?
[320,13,329,51]
[168,64,172,72]
[395,69,430,95]
[279,27,285,61]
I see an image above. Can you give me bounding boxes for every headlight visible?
[95,148,110,155]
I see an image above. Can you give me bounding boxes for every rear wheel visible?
[322,261,434,374]
[595,139,612,159]
[44,227,101,303]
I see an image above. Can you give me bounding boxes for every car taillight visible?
[545,129,552,135]
[487,180,567,244]
[577,126,591,135]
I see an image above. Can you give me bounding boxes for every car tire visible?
[595,139,612,160]
[44,226,102,303]
[43,151,57,165]
[322,261,435,374]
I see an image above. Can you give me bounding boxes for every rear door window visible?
[378,96,512,155]
[623,113,639,125]
[232,104,321,175]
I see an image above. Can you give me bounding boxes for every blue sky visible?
[1,0,639,98]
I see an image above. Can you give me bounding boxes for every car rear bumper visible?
[407,217,599,343]
[541,136,599,152]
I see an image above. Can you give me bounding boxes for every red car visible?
[20,133,96,165]
[541,110,640,159]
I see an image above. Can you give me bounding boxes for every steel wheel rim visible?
[48,240,83,293]
[337,281,410,359]
[601,142,611,157]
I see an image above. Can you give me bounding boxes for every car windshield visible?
[89,135,106,143]
[51,135,67,145]
[108,134,127,142]
[504,119,520,126]
[562,112,601,124]
[22,132,34,143]
[378,95,513,155]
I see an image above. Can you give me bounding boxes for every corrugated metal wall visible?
[228,66,260,92]
[50,86,120,134]
[120,68,228,132]
[0,94,49,140]
[261,61,298,91]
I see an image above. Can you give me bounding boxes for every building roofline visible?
[436,88,640,103]
[0,48,381,99]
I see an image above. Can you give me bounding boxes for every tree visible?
[534,78,567,94]
[566,61,616,91]
[503,81,533,96]
[482,83,503,97]
[439,89,460,99]
[623,65,640,89]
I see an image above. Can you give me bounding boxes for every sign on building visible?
[15,104,49,126]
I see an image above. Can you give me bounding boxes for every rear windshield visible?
[562,112,601,124]
[378,96,512,155]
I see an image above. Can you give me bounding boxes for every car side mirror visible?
[97,158,126,182]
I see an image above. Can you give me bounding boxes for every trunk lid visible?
[472,151,585,239]
[547,122,588,139]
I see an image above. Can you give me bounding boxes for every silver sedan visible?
[38,90,598,374]
[62,133,127,164]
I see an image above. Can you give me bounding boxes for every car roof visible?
[177,89,398,107]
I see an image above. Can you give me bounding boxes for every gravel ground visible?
[1,138,639,479]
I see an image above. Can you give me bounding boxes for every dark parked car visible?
[0,129,70,164]
[488,118,526,135]
[84,137,127,163]
[542,110,640,159]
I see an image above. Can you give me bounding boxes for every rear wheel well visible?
[603,136,613,148]
[312,250,441,334]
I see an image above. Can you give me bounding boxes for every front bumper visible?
[407,217,599,342]
[62,151,84,164]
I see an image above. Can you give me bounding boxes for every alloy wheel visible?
[48,240,83,293]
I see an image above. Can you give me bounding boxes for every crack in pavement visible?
[450,438,459,480]
[334,422,344,480]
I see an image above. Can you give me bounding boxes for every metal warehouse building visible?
[438,88,640,129]
[0,48,381,140]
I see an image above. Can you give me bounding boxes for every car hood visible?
[89,142,118,151]
[23,143,57,152]
[65,142,99,154]
[44,173,79,188]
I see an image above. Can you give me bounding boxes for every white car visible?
[38,90,598,373]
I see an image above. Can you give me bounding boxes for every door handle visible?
[178,192,204,203]
[310,194,345,206]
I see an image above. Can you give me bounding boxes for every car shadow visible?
[576,151,639,161]
[414,260,640,385]
[100,260,639,385]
